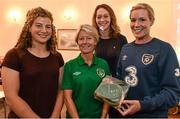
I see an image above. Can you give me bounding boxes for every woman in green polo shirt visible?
[62,24,111,118]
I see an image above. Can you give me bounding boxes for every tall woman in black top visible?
[92,4,128,117]
[92,4,127,77]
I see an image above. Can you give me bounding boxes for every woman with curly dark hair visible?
[1,7,64,118]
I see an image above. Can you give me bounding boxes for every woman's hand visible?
[116,100,141,116]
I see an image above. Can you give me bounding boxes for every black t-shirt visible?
[2,48,64,118]
[95,34,127,76]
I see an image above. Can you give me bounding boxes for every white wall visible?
[0,0,179,62]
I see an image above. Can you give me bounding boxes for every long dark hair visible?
[92,4,121,38]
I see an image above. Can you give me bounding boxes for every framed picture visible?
[57,29,78,50]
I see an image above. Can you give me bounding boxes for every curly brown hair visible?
[92,4,120,38]
[15,7,57,54]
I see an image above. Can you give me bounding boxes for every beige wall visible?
[0,0,179,62]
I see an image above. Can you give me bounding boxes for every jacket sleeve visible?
[140,44,180,112]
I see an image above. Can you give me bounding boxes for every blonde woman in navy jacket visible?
[116,3,180,118]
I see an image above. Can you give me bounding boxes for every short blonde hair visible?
[130,3,155,25]
[75,24,99,43]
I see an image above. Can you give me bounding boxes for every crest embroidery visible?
[142,54,154,65]
[96,68,105,78]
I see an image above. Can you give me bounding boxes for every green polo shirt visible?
[62,54,110,118]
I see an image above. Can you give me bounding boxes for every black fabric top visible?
[95,33,127,76]
[2,48,64,118]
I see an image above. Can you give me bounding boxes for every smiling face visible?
[77,30,97,54]
[30,17,52,46]
[130,9,152,41]
[96,8,111,32]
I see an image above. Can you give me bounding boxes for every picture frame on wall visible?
[57,29,78,50]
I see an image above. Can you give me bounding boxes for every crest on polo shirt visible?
[142,54,154,65]
[96,68,105,78]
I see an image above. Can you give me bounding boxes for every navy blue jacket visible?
[116,38,180,118]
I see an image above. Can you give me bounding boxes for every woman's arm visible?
[2,66,39,118]
[51,67,64,118]
[50,91,64,118]
[64,90,79,118]
[101,102,110,118]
